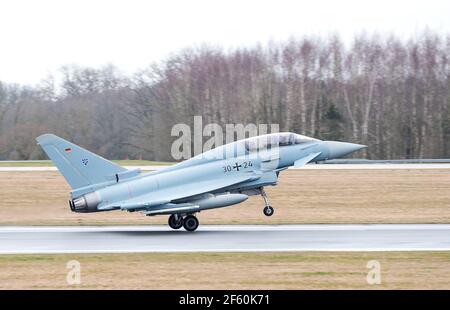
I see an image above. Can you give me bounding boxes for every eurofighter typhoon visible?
[36,133,365,231]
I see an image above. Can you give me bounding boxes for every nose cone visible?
[324,141,367,159]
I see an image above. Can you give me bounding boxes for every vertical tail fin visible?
[36,134,126,189]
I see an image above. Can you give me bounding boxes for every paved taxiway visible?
[0,224,449,254]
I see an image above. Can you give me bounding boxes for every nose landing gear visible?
[263,205,274,216]
[260,188,274,217]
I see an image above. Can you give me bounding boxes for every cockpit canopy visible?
[168,132,320,172]
[243,132,318,152]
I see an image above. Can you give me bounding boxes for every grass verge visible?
[0,169,449,225]
[0,251,449,289]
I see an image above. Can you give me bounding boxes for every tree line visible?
[0,32,449,161]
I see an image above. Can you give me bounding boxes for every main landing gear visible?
[260,188,274,217]
[168,214,199,232]
[168,214,183,229]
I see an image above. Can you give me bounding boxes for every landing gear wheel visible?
[183,215,199,232]
[263,206,274,217]
[260,188,274,217]
[168,214,183,229]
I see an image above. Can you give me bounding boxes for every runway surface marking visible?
[0,224,449,254]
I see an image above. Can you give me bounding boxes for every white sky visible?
[0,0,449,85]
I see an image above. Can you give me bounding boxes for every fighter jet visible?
[36,133,365,231]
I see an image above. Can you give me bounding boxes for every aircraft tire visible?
[168,214,183,229]
[183,215,199,232]
[263,206,274,216]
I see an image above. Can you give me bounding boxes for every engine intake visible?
[70,191,101,213]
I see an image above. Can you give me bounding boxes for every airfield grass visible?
[0,160,174,167]
[0,251,449,289]
[0,169,449,225]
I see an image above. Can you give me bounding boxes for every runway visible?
[0,224,449,254]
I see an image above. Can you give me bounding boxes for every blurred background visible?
[0,0,449,161]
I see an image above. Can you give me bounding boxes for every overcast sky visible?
[1,0,450,85]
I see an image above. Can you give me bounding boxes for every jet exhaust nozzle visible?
[71,191,102,213]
